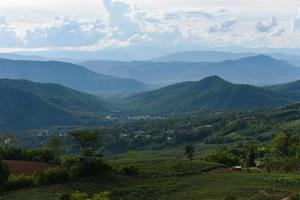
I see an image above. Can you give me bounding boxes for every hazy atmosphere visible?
[2,1,300,200]
[1,0,300,57]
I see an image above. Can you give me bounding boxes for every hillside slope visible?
[0,79,111,131]
[121,76,292,115]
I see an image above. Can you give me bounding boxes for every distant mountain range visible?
[0,79,111,131]
[81,55,300,86]
[153,51,256,63]
[0,59,148,94]
[153,51,300,67]
[80,60,211,86]
[182,55,300,85]
[120,76,294,115]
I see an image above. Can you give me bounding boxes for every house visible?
[232,166,242,171]
[4,137,13,145]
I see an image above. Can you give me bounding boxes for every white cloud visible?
[0,17,23,47]
[208,18,238,33]
[164,9,231,21]
[292,9,300,32]
[103,0,139,39]
[25,15,108,47]
[0,0,300,51]
[255,17,278,33]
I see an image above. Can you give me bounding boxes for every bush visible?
[68,158,112,178]
[27,148,58,164]
[33,168,70,185]
[0,147,58,164]
[260,157,300,172]
[224,196,236,200]
[6,175,33,191]
[56,191,110,200]
[203,150,240,166]
[118,165,139,176]
[290,193,300,200]
[0,160,9,191]
[251,193,275,200]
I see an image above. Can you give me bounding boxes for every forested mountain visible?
[121,76,292,115]
[0,79,111,131]
[0,59,148,94]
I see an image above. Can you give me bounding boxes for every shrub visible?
[0,160,9,191]
[203,151,240,166]
[33,168,70,185]
[118,165,139,176]
[224,196,236,200]
[56,191,110,200]
[251,193,275,200]
[290,193,300,200]
[0,147,58,164]
[56,191,88,200]
[6,175,33,191]
[27,148,58,164]
[68,158,112,178]
[260,157,300,172]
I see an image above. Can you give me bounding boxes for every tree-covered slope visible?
[121,76,292,114]
[0,59,148,94]
[0,79,111,131]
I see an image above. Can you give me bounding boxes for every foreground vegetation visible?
[3,104,300,199]
[2,156,300,200]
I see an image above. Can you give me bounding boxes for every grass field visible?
[1,157,300,200]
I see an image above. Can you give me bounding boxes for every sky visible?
[0,0,300,53]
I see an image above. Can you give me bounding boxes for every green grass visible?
[2,157,300,200]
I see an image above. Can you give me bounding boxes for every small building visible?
[232,166,242,171]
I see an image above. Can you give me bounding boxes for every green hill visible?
[121,76,292,115]
[266,81,300,96]
[0,79,111,131]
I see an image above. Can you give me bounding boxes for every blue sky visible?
[0,0,300,52]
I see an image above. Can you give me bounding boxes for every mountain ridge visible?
[0,58,148,94]
[0,79,112,131]
[120,76,293,115]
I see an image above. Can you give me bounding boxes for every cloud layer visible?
[0,0,299,51]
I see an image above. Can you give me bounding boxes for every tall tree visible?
[70,130,102,159]
[184,145,195,168]
[245,144,256,168]
[46,136,65,157]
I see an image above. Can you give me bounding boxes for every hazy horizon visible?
[0,0,300,59]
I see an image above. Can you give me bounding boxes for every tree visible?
[70,130,102,159]
[0,160,9,191]
[272,132,290,156]
[184,145,195,168]
[46,136,65,157]
[245,144,256,168]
